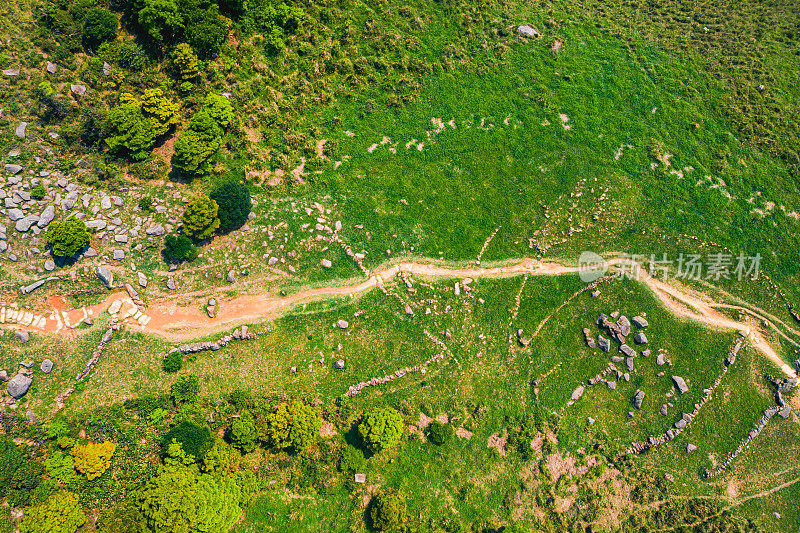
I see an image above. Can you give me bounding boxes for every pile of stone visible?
[169,326,253,355]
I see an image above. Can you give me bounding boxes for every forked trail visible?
[31,257,799,378]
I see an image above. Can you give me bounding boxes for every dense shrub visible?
[228,388,251,410]
[172,42,199,80]
[162,351,183,373]
[228,411,259,453]
[210,181,252,231]
[260,400,321,452]
[161,421,213,463]
[82,8,117,50]
[425,421,453,446]
[45,450,77,484]
[173,111,223,176]
[19,492,85,533]
[359,407,403,454]
[203,94,234,129]
[339,445,365,473]
[105,90,178,159]
[72,441,116,480]
[181,195,220,240]
[117,40,149,70]
[368,492,408,532]
[163,234,198,263]
[96,496,146,533]
[171,374,200,404]
[45,216,90,257]
[7,461,45,507]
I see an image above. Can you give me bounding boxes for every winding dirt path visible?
[19,257,799,378]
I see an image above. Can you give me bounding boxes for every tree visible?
[228,410,259,453]
[97,496,147,533]
[339,445,365,473]
[425,421,453,446]
[210,181,252,231]
[73,441,116,480]
[171,374,200,404]
[172,43,199,81]
[46,217,90,257]
[137,442,242,533]
[163,234,198,263]
[138,0,183,44]
[105,103,159,160]
[163,351,183,373]
[139,89,180,135]
[0,439,24,499]
[82,8,117,50]
[19,492,85,533]
[173,110,223,176]
[260,400,321,452]
[368,492,408,532]
[181,196,220,240]
[203,94,234,130]
[45,450,77,484]
[161,422,213,463]
[359,407,403,454]
[185,5,230,55]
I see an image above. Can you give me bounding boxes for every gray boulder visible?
[336,319,349,329]
[620,344,636,357]
[167,276,176,290]
[7,374,32,398]
[46,61,56,74]
[44,260,55,271]
[632,316,648,328]
[660,404,668,416]
[15,122,27,139]
[672,376,689,394]
[138,272,147,287]
[96,266,113,288]
[598,335,610,352]
[571,385,585,400]
[226,270,235,283]
[14,330,29,343]
[633,390,645,409]
[113,250,125,260]
[7,208,24,221]
[40,359,53,373]
[617,316,631,336]
[4,164,22,175]
[686,443,697,453]
[517,24,541,38]
[38,205,55,228]
[334,359,345,369]
[145,224,165,236]
[70,84,86,96]
[633,332,648,345]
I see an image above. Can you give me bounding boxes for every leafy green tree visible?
[185,5,230,54]
[46,217,90,257]
[117,41,149,70]
[260,400,321,452]
[339,445,365,473]
[425,421,453,446]
[201,438,240,475]
[368,492,408,532]
[137,442,242,533]
[359,407,403,454]
[181,195,220,240]
[172,43,199,81]
[139,89,180,135]
[45,450,77,484]
[105,103,159,160]
[171,374,200,404]
[203,94,234,129]
[163,351,183,373]
[138,0,183,44]
[20,492,85,533]
[163,234,198,263]
[161,422,213,463]
[210,181,251,231]
[173,110,223,176]
[228,410,259,453]
[82,8,117,50]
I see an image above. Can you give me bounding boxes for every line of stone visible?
[168,325,254,355]
[625,335,745,455]
[53,320,118,411]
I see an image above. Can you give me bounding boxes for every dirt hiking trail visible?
[20,257,799,378]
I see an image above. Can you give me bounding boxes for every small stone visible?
[354,473,366,483]
[138,272,147,287]
[321,258,332,268]
[334,359,345,369]
[96,266,113,288]
[7,374,32,398]
[113,250,125,260]
[14,330,29,344]
[15,122,27,139]
[686,443,697,453]
[226,270,235,283]
[44,259,55,271]
[336,319,349,329]
[517,24,541,38]
[70,84,86,96]
[167,277,176,290]
[40,359,53,373]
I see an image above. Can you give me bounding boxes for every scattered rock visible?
[633,332,648,345]
[321,258,332,268]
[517,24,541,38]
[166,276,176,290]
[226,270,235,283]
[138,272,147,287]
[686,443,697,453]
[40,359,53,373]
[598,335,610,352]
[672,376,689,394]
[14,330,30,343]
[571,386,585,400]
[7,374,32,398]
[145,224,165,236]
[632,316,648,328]
[70,84,86,96]
[14,122,27,139]
[633,390,645,409]
[336,319,349,329]
[334,359,345,369]
[354,473,366,483]
[96,266,113,288]
[4,164,22,175]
